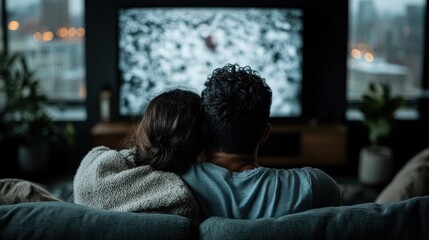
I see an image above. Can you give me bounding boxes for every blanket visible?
[73,146,199,222]
[0,178,60,204]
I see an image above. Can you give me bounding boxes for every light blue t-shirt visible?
[181,162,340,220]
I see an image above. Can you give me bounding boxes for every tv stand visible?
[91,122,134,149]
[258,124,347,167]
[91,122,347,167]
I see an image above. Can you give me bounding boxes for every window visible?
[4,0,86,120]
[348,0,426,119]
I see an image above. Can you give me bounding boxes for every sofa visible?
[1,196,428,240]
[2,148,429,239]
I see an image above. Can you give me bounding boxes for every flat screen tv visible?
[117,7,303,118]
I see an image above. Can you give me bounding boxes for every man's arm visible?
[305,168,341,207]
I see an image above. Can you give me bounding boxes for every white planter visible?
[17,143,49,173]
[358,146,393,186]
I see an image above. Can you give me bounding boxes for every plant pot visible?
[17,143,49,174]
[358,146,393,186]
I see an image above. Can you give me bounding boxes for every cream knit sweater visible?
[73,146,199,222]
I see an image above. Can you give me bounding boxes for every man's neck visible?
[205,151,258,172]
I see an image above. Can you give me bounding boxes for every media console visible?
[92,122,347,168]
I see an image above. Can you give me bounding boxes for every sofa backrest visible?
[1,196,428,240]
[200,196,429,240]
[0,201,197,240]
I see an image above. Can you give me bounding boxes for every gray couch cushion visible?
[200,196,429,240]
[0,201,197,240]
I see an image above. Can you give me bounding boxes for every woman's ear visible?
[260,123,271,143]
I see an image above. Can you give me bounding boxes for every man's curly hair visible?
[202,63,272,154]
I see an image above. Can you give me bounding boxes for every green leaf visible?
[360,81,404,146]
[0,53,74,146]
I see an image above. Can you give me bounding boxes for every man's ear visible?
[260,123,271,143]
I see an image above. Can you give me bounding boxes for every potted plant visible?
[358,81,405,186]
[0,53,74,173]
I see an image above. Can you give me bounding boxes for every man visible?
[182,64,340,220]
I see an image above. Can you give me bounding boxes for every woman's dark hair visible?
[128,89,203,174]
[201,64,272,154]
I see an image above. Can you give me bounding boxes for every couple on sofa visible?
[73,63,341,223]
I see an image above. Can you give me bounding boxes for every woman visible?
[73,89,203,222]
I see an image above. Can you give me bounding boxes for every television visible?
[117,7,303,118]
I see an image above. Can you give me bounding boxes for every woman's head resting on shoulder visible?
[133,89,203,174]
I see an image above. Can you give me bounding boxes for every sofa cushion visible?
[376,148,429,203]
[200,196,429,240]
[0,201,197,240]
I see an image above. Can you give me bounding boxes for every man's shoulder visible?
[261,166,319,175]
[183,164,330,182]
[259,166,336,183]
[185,164,319,175]
[298,167,335,180]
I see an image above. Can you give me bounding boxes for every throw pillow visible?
[375,148,429,203]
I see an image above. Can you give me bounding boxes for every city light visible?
[55,27,85,39]
[79,84,87,99]
[42,31,54,42]
[351,49,362,59]
[364,52,374,62]
[33,32,42,41]
[57,27,68,38]
[77,27,85,37]
[8,21,20,31]
[34,26,87,43]
[68,27,77,37]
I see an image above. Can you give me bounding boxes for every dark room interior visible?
[1,1,429,239]
[1,0,428,208]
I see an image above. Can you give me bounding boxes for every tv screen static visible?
[118,8,303,118]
